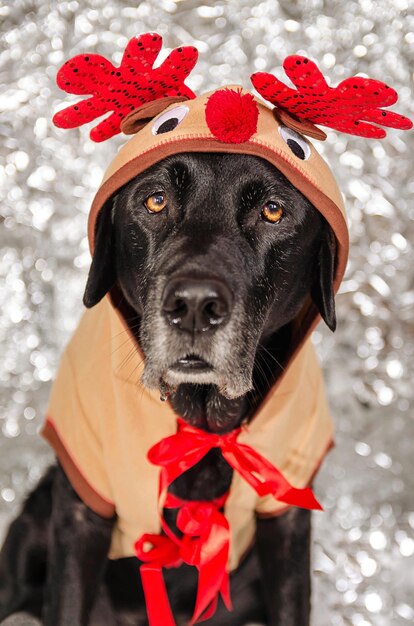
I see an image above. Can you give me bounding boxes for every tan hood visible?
[89,87,348,278]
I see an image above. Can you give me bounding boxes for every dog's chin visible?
[141,359,253,400]
[166,369,252,400]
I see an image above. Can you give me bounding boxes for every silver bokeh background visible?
[1,1,413,624]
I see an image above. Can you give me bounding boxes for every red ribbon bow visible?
[135,496,231,625]
[149,418,322,510]
[136,418,322,625]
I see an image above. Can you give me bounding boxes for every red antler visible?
[52,33,198,142]
[251,56,412,139]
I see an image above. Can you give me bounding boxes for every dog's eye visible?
[144,192,167,213]
[278,126,311,161]
[152,105,189,135]
[262,202,284,224]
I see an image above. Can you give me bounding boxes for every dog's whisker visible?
[244,390,256,415]
[124,312,142,323]
[126,356,150,390]
[97,325,142,359]
[117,348,145,377]
[254,357,272,394]
[256,351,281,394]
[108,338,140,364]
[258,343,285,372]
[123,356,147,389]
[256,354,274,389]
[106,323,145,359]
[106,318,142,343]
[122,346,146,372]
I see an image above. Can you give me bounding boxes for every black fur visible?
[0,153,336,625]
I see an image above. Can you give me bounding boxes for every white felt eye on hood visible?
[278,125,311,161]
[152,105,190,135]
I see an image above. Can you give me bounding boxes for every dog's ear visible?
[311,223,337,332]
[83,200,116,308]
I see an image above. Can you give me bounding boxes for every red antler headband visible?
[251,55,412,139]
[52,34,412,142]
[52,33,198,142]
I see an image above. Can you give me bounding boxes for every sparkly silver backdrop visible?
[1,1,413,624]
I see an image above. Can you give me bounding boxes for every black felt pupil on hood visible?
[156,118,179,134]
[286,138,305,160]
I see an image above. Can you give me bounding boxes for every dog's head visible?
[83,152,336,401]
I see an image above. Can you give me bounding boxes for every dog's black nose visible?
[162,277,233,333]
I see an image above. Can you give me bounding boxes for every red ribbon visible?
[135,496,231,626]
[177,500,231,622]
[148,418,322,511]
[135,418,323,625]
[135,533,181,626]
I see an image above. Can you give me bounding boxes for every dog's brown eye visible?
[262,202,284,223]
[144,193,167,213]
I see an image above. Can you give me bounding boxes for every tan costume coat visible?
[41,85,349,571]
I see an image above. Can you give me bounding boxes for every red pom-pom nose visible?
[205,88,259,143]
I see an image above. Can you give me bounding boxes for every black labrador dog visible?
[0,152,336,626]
